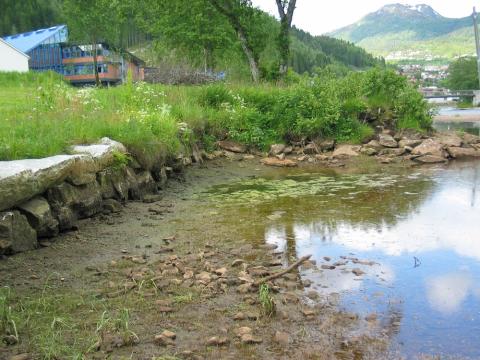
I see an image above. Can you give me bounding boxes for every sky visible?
[251,0,478,35]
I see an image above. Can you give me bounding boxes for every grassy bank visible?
[0,70,431,164]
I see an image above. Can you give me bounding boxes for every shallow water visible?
[434,106,480,136]
[202,161,480,358]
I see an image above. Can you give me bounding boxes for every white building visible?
[0,38,29,72]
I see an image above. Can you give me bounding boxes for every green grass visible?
[0,70,432,162]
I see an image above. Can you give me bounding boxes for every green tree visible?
[135,0,235,72]
[446,57,479,90]
[275,0,297,75]
[208,0,264,82]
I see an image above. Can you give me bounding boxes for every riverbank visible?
[0,158,397,360]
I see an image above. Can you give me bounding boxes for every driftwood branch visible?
[254,255,312,286]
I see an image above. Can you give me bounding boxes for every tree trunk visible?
[208,0,260,82]
[276,0,297,76]
[236,27,259,82]
[92,40,100,87]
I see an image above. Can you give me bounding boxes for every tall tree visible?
[446,57,479,90]
[208,0,261,82]
[63,0,119,86]
[275,0,297,75]
[135,0,234,72]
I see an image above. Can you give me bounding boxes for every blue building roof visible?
[2,25,67,53]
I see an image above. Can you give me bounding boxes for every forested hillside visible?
[0,0,382,78]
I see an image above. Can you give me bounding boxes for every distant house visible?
[2,25,144,85]
[0,38,29,72]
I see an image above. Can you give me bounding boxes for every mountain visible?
[330,3,475,62]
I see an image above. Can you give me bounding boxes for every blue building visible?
[3,25,68,74]
[2,25,145,85]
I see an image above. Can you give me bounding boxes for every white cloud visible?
[251,0,477,35]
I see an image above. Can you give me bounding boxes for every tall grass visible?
[0,69,432,162]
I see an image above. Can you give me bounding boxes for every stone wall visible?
[0,138,196,256]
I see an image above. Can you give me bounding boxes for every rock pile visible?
[258,130,480,167]
[0,138,204,256]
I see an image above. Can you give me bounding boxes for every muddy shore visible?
[0,158,403,360]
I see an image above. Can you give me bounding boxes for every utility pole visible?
[472,7,480,89]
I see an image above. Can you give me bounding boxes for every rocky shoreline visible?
[233,129,480,168]
[1,130,480,257]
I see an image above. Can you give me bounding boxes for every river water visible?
[434,106,480,136]
[201,114,480,358]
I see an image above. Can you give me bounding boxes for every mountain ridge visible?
[329,3,475,61]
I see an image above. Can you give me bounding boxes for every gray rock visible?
[332,145,361,158]
[0,138,127,212]
[0,155,82,212]
[47,181,103,219]
[269,144,286,156]
[378,148,405,157]
[413,155,447,164]
[103,199,123,213]
[398,139,422,148]
[378,134,398,148]
[51,206,76,231]
[70,137,127,172]
[152,167,168,189]
[17,196,59,238]
[437,133,463,148]
[303,143,318,155]
[0,211,37,254]
[318,139,335,152]
[366,140,382,149]
[217,140,246,153]
[411,139,446,158]
[360,147,378,156]
[446,147,480,159]
[130,170,156,200]
[462,133,480,145]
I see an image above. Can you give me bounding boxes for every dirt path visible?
[0,159,394,360]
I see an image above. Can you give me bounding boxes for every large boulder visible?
[436,133,463,148]
[46,181,103,219]
[71,137,127,172]
[378,134,398,148]
[446,147,480,159]
[0,155,81,212]
[260,158,298,167]
[378,148,405,157]
[269,144,286,156]
[0,211,37,254]
[411,139,446,158]
[17,196,59,238]
[317,139,335,152]
[303,143,318,155]
[0,138,128,212]
[413,155,447,164]
[332,145,361,158]
[462,133,480,145]
[217,140,246,153]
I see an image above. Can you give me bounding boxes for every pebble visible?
[274,331,290,345]
[234,327,252,337]
[161,330,176,339]
[240,333,263,344]
[154,334,175,346]
[231,259,245,267]
[352,268,365,276]
[206,336,229,346]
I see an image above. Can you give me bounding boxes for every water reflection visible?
[204,160,480,357]
[425,271,474,314]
